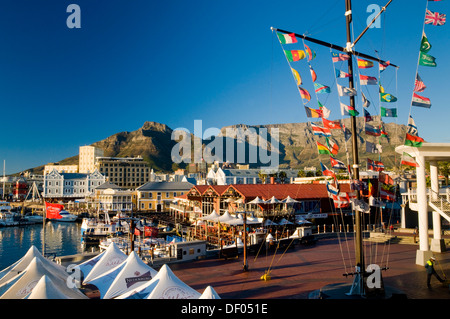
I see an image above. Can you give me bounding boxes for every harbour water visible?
[0,221,88,270]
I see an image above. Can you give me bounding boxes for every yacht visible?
[0,202,19,227]
[48,210,78,222]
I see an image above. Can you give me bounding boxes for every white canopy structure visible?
[77,250,106,280]
[199,286,221,299]
[85,251,158,299]
[247,196,266,204]
[82,242,127,283]
[266,196,281,204]
[278,218,294,225]
[0,257,87,299]
[282,196,299,204]
[25,275,71,299]
[264,219,278,226]
[217,211,237,224]
[201,210,220,221]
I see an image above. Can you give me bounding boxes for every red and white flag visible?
[45,202,64,219]
[425,9,446,26]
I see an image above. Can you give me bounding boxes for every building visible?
[79,146,104,174]
[44,163,79,175]
[135,181,194,212]
[88,181,133,213]
[206,167,298,185]
[96,156,151,189]
[43,169,105,199]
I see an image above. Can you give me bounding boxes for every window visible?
[141,203,145,209]
[189,248,194,255]
[166,192,170,198]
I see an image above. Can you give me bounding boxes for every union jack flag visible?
[414,73,426,92]
[425,9,446,26]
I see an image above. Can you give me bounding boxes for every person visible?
[425,256,444,288]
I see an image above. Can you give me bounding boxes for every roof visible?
[95,181,122,190]
[221,169,298,178]
[137,181,194,192]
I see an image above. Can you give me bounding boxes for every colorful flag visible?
[309,65,317,82]
[340,103,359,116]
[332,192,352,208]
[311,123,331,137]
[318,102,331,119]
[330,156,346,170]
[419,51,437,67]
[337,84,357,96]
[299,87,311,101]
[380,93,397,103]
[381,106,397,117]
[411,92,431,108]
[425,9,446,26]
[326,137,339,155]
[45,202,64,219]
[322,118,342,129]
[367,158,384,172]
[314,83,331,94]
[380,124,389,139]
[326,180,340,197]
[357,58,374,69]
[304,44,316,61]
[342,124,352,141]
[361,92,370,108]
[368,180,375,197]
[414,73,426,92]
[331,52,350,62]
[380,187,395,201]
[401,152,419,167]
[379,172,394,185]
[320,162,336,178]
[365,123,381,136]
[420,31,432,53]
[366,141,382,153]
[317,141,332,155]
[277,32,297,44]
[359,74,377,85]
[405,133,424,147]
[291,68,302,86]
[304,106,322,118]
[285,50,306,62]
[335,68,350,78]
[407,115,418,135]
[379,61,390,72]
[364,109,374,122]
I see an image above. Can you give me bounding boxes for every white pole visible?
[416,154,430,264]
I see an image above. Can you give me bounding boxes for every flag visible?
[381,106,397,117]
[330,156,346,170]
[379,61,390,72]
[326,137,339,155]
[414,73,426,92]
[311,123,331,137]
[411,92,431,108]
[419,51,437,67]
[304,44,316,61]
[405,133,424,147]
[361,92,370,108]
[318,102,331,119]
[326,180,340,196]
[420,31,432,53]
[322,118,342,129]
[337,84,357,96]
[320,162,336,178]
[331,52,350,62]
[425,9,446,26]
[366,141,382,153]
[365,123,381,136]
[407,115,419,135]
[45,202,64,219]
[314,83,331,94]
[357,58,374,69]
[332,192,352,208]
[335,68,350,78]
[380,124,389,139]
[401,152,419,167]
[359,74,377,85]
[304,106,322,118]
[299,87,311,101]
[340,103,359,116]
[379,172,394,185]
[342,124,352,141]
[285,50,306,62]
[317,141,332,155]
[309,65,317,82]
[291,68,302,86]
[379,83,385,93]
[380,187,395,201]
[364,109,374,122]
[380,93,397,103]
[368,180,375,197]
[368,158,384,171]
[369,196,385,208]
[277,32,297,44]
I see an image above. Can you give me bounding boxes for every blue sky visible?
[0,0,448,174]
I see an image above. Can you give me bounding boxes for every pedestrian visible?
[425,256,444,288]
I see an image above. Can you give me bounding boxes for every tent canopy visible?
[25,275,71,299]
[83,242,127,283]
[199,285,221,299]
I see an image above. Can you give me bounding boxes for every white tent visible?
[282,196,299,204]
[278,218,294,225]
[76,250,106,280]
[201,210,220,221]
[0,245,67,286]
[248,196,266,204]
[199,285,221,299]
[266,196,281,204]
[0,257,87,299]
[264,219,278,226]
[146,264,201,299]
[85,251,158,299]
[25,275,71,299]
[217,211,237,224]
[82,242,127,283]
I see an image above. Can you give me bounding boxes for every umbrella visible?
[248,197,266,204]
[266,196,281,204]
[264,219,278,226]
[278,218,294,225]
[282,196,299,204]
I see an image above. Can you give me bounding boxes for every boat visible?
[0,201,19,227]
[48,210,78,222]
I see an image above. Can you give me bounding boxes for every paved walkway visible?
[170,237,450,299]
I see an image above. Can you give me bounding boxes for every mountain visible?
[27,119,408,174]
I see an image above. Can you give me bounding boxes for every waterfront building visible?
[79,146,104,174]
[43,169,105,200]
[95,156,151,189]
[206,167,298,185]
[44,163,79,175]
[135,181,194,212]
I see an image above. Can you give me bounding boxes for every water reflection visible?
[0,221,84,270]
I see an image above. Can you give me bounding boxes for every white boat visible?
[0,202,19,227]
[23,213,44,223]
[48,210,78,222]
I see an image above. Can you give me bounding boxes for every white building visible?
[206,167,298,185]
[44,164,79,175]
[43,169,105,199]
[97,187,133,212]
[79,146,104,174]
